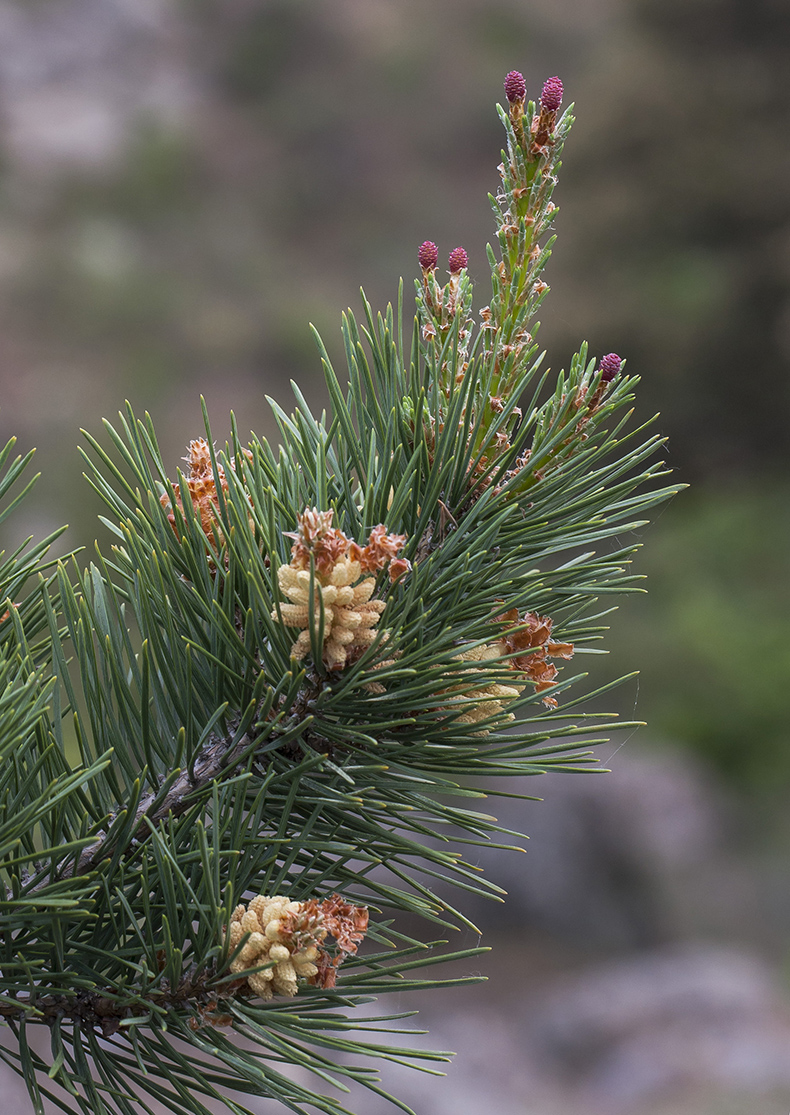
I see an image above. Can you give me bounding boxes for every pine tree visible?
[0,72,679,1114]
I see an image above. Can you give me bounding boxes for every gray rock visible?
[527,943,790,1109]
[454,747,741,948]
[0,0,195,170]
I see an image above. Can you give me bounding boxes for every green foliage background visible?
[608,485,790,791]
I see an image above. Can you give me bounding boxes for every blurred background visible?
[0,0,788,1112]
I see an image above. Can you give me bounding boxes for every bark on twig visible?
[28,724,259,893]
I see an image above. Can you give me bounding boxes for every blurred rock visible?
[527,943,790,1110]
[311,942,790,1115]
[0,0,195,171]
[454,747,757,948]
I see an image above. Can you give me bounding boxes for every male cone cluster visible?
[273,509,408,670]
[225,892,368,1000]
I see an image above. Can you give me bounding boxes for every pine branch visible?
[0,70,684,1115]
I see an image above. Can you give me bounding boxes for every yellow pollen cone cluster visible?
[451,642,523,726]
[225,895,322,1000]
[275,556,386,669]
